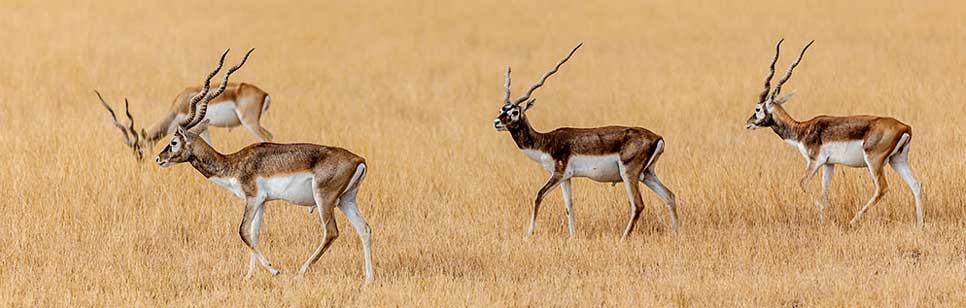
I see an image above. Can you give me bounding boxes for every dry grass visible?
[1,0,964,306]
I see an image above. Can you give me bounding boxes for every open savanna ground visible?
[1,0,964,306]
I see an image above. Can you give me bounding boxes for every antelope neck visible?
[508,117,547,151]
[769,105,804,141]
[188,142,232,179]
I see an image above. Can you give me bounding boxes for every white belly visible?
[257,173,316,206]
[822,141,867,167]
[568,154,623,182]
[522,150,623,182]
[204,102,240,127]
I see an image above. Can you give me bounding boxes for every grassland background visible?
[1,0,964,306]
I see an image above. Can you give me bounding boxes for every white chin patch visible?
[745,124,758,130]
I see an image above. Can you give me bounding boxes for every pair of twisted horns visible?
[503,43,583,106]
[177,48,255,130]
[758,39,814,104]
[95,91,143,157]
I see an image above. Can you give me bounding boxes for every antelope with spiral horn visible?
[745,39,924,227]
[154,49,375,282]
[493,43,679,240]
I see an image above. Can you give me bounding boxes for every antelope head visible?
[156,48,253,167]
[494,43,582,132]
[745,39,813,130]
[96,91,151,161]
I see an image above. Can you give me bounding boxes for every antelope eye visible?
[171,140,178,146]
[510,110,519,116]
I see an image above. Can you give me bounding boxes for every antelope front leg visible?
[799,160,824,218]
[559,179,576,238]
[240,198,279,277]
[817,164,835,223]
[528,172,565,239]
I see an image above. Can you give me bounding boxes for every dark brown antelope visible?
[745,39,924,227]
[493,43,679,240]
[154,49,374,283]
[97,72,273,161]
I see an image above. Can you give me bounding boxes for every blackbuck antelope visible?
[154,50,374,282]
[97,69,273,161]
[745,39,924,227]
[493,44,679,240]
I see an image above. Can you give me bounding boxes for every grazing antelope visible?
[155,49,374,282]
[745,39,924,227]
[97,77,273,161]
[493,43,679,240]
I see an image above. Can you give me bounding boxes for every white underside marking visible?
[568,154,623,182]
[204,102,240,127]
[522,149,623,182]
[821,141,867,167]
[523,149,555,172]
[785,139,868,167]
[209,176,246,199]
[257,173,317,206]
[784,139,811,162]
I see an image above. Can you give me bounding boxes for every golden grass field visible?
[1,0,964,306]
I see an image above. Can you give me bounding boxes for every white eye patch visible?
[755,104,765,118]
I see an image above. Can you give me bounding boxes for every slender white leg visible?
[560,179,576,238]
[641,168,678,233]
[338,189,374,283]
[241,198,279,277]
[817,164,834,223]
[245,205,261,277]
[890,149,924,227]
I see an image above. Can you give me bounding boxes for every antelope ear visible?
[176,126,188,139]
[522,98,536,112]
[774,91,796,105]
[188,120,210,135]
